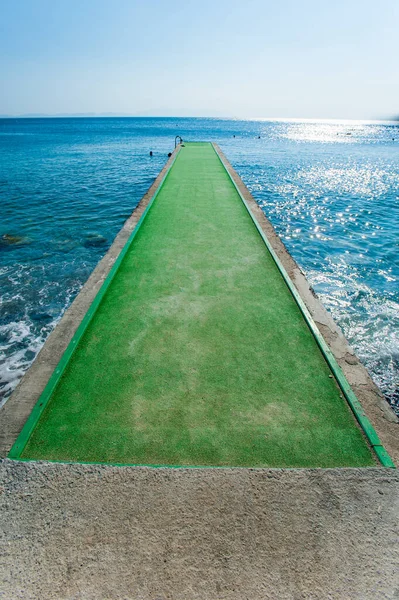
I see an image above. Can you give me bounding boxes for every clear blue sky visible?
[1,0,398,119]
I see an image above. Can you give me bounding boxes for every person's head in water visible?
[149,151,153,157]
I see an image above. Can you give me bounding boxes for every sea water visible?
[1,117,398,413]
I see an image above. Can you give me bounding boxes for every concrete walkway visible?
[1,460,398,600]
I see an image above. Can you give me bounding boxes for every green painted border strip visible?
[8,148,181,460]
[211,143,395,469]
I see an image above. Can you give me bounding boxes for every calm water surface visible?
[1,117,398,413]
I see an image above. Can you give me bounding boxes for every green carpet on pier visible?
[18,143,375,467]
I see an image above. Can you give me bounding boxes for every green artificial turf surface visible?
[19,143,375,467]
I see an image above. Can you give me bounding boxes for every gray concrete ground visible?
[1,460,399,600]
[1,145,398,599]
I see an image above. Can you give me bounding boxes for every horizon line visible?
[1,113,398,124]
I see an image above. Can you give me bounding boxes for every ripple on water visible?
[240,154,399,414]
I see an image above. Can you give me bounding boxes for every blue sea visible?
[1,117,398,414]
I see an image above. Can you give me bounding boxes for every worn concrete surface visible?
[0,460,399,600]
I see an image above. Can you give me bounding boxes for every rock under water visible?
[0,234,32,248]
[83,234,107,248]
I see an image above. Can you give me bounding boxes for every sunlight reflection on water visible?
[1,117,398,414]
[234,141,399,411]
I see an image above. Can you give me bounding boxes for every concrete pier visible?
[5,142,388,467]
[1,143,398,598]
